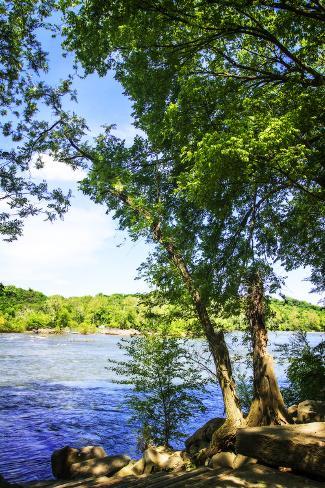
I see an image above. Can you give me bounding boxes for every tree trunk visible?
[245,273,290,426]
[152,226,243,426]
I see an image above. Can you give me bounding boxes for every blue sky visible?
[0,28,322,303]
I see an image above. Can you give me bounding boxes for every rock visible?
[142,446,171,474]
[163,451,186,471]
[129,457,146,476]
[114,457,148,479]
[185,418,225,454]
[51,446,80,479]
[297,400,325,423]
[236,421,325,478]
[51,445,107,479]
[78,446,106,461]
[288,404,298,420]
[69,454,131,478]
[139,446,187,475]
[233,454,258,469]
[210,451,236,469]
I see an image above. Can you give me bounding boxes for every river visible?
[0,332,323,483]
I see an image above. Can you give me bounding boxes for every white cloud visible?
[30,154,87,182]
[0,204,113,281]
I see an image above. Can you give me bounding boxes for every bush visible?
[276,332,325,405]
[109,329,209,448]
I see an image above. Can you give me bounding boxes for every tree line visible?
[0,284,323,334]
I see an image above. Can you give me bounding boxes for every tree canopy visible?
[62,0,325,292]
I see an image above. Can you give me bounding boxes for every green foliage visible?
[277,332,325,405]
[0,285,323,334]
[0,284,46,315]
[61,0,325,297]
[0,1,79,241]
[269,297,325,331]
[108,330,208,448]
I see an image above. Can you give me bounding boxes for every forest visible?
[0,284,324,334]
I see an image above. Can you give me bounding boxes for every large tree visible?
[61,0,324,428]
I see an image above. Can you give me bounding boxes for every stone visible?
[233,454,258,469]
[210,451,236,469]
[69,454,131,478]
[287,404,298,420]
[185,418,225,454]
[297,400,325,423]
[51,446,80,479]
[163,451,186,471]
[114,458,146,478]
[78,446,106,461]
[51,445,107,479]
[236,421,325,478]
[142,446,171,474]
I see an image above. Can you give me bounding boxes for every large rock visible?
[69,454,131,478]
[210,451,236,469]
[236,421,325,478]
[185,418,225,454]
[141,446,187,475]
[297,400,325,424]
[51,445,107,479]
[233,454,258,469]
[51,446,80,479]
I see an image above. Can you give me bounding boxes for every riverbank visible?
[1,285,324,335]
[24,327,141,337]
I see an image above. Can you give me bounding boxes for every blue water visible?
[0,332,323,483]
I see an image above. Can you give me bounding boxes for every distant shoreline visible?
[1,329,324,336]
[22,327,141,337]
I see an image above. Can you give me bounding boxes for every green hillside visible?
[0,285,323,334]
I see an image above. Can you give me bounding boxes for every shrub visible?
[109,329,209,448]
[276,331,325,405]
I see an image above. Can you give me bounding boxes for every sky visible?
[0,26,323,304]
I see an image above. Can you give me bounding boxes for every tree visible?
[60,0,324,429]
[55,132,244,429]
[109,329,208,448]
[62,0,324,292]
[0,0,82,241]
[277,332,325,405]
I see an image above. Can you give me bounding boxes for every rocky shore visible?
[1,400,324,488]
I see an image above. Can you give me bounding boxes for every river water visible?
[0,332,323,483]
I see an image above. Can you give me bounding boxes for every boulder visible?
[236,421,325,478]
[78,446,106,461]
[297,400,325,423]
[138,446,188,475]
[51,446,80,479]
[233,454,258,470]
[51,445,107,479]
[142,446,171,474]
[163,451,187,471]
[185,418,225,454]
[287,404,298,421]
[69,454,131,478]
[210,451,236,469]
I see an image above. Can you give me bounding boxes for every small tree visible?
[109,329,208,449]
[276,332,325,405]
